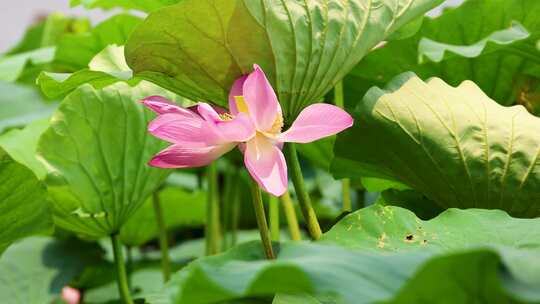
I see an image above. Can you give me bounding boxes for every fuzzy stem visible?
[205,163,221,255]
[280,191,302,241]
[111,234,134,304]
[284,143,322,240]
[248,178,275,259]
[269,195,280,241]
[334,80,353,212]
[152,191,171,282]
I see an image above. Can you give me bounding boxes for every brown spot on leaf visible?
[404,234,415,242]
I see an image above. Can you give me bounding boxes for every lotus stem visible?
[152,191,171,282]
[222,169,235,250]
[280,191,302,241]
[126,246,133,289]
[341,178,352,212]
[205,163,221,255]
[334,80,352,212]
[230,183,240,247]
[111,234,134,304]
[248,178,275,259]
[284,143,322,240]
[269,195,280,241]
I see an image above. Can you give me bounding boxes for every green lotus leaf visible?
[0,47,54,82]
[38,45,139,100]
[417,21,531,63]
[125,0,443,121]
[0,148,52,254]
[0,81,56,133]
[345,0,540,110]
[160,205,540,304]
[333,73,540,217]
[360,177,409,193]
[70,0,181,12]
[37,81,185,238]
[0,119,49,179]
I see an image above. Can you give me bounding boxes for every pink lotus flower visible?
[143,65,353,196]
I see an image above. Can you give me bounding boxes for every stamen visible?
[219,113,234,121]
[269,115,283,134]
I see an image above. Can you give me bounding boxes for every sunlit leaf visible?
[346,0,540,109]
[38,45,137,100]
[333,73,540,217]
[125,0,443,121]
[37,81,185,238]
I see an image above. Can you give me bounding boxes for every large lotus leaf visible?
[160,204,540,304]
[120,188,206,246]
[0,237,104,304]
[333,73,540,217]
[345,0,540,110]
[0,148,52,254]
[0,81,57,133]
[70,0,180,12]
[125,0,443,121]
[54,14,142,72]
[38,45,139,100]
[37,81,184,238]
